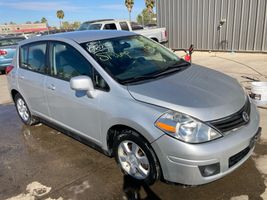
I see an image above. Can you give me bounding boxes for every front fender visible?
[99,98,167,151]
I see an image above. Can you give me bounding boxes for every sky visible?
[0,0,151,26]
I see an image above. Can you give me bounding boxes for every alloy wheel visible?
[16,98,29,122]
[118,140,150,179]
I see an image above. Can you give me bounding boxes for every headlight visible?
[155,111,222,143]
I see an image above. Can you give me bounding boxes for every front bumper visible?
[151,102,260,185]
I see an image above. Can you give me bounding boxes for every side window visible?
[119,22,129,31]
[20,46,28,68]
[50,42,92,81]
[88,24,102,30]
[103,23,117,30]
[20,43,47,73]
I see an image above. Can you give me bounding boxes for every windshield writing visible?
[81,35,185,84]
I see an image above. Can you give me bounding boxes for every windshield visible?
[79,23,102,30]
[81,35,188,84]
[0,37,25,47]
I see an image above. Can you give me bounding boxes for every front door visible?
[45,41,102,144]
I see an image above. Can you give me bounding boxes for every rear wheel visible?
[114,130,160,185]
[14,93,38,125]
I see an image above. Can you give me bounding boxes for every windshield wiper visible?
[152,62,190,77]
[120,62,190,84]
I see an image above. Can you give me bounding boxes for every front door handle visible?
[47,84,56,90]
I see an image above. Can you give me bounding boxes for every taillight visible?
[0,49,7,56]
[164,30,167,38]
[5,65,14,74]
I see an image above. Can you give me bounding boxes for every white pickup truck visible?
[78,19,168,44]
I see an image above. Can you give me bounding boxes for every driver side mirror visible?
[70,76,96,98]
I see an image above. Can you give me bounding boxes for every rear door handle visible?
[19,75,25,80]
[47,84,56,90]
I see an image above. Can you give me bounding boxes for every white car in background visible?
[78,19,168,44]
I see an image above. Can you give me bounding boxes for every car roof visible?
[83,19,129,24]
[89,19,131,25]
[19,30,137,45]
[82,19,114,24]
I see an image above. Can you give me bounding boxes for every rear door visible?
[45,41,102,144]
[17,42,50,117]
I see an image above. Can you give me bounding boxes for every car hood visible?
[127,65,246,121]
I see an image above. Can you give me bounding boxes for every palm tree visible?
[145,0,155,13]
[56,10,65,29]
[145,0,155,23]
[125,0,134,23]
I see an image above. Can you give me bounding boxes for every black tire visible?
[14,93,39,125]
[113,129,160,185]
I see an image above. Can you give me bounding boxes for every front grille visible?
[208,99,251,133]
[229,146,250,168]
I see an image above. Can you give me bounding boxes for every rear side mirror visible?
[70,76,95,98]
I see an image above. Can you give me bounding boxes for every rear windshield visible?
[0,37,25,47]
[131,22,144,30]
[81,35,184,84]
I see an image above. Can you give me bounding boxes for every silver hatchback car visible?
[7,31,261,185]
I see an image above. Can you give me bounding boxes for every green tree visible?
[72,21,81,30]
[136,9,156,26]
[125,0,134,23]
[9,21,16,25]
[144,0,155,24]
[34,21,40,24]
[56,10,65,29]
[62,21,69,30]
[41,17,47,24]
[26,21,32,24]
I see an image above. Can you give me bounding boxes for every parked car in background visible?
[78,19,168,44]
[7,30,260,186]
[0,36,26,74]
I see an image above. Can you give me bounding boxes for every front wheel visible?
[14,93,38,125]
[113,130,160,185]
